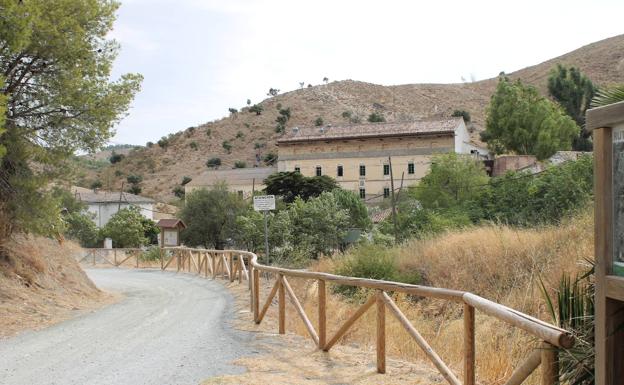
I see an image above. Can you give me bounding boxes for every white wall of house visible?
[86,202,154,228]
[454,120,490,158]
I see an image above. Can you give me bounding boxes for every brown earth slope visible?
[0,235,113,337]
[89,34,624,202]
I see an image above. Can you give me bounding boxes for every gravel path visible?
[0,268,256,385]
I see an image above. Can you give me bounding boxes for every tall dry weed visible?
[273,209,593,385]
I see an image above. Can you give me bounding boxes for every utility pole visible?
[118,181,124,211]
[388,156,399,244]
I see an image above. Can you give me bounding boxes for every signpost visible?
[587,102,624,385]
[253,195,275,263]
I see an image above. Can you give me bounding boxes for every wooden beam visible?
[253,268,260,322]
[318,279,326,350]
[381,292,461,385]
[541,343,559,385]
[504,349,542,385]
[256,277,280,324]
[376,291,386,374]
[282,276,319,346]
[278,274,285,334]
[586,101,624,130]
[464,304,475,385]
[324,295,375,351]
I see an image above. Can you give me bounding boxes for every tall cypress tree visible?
[547,64,595,151]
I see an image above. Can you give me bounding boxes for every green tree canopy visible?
[547,64,595,150]
[331,189,372,231]
[180,184,246,249]
[482,77,578,160]
[264,172,339,203]
[411,153,489,211]
[101,207,148,248]
[0,0,142,237]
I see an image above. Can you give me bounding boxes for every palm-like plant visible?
[540,261,595,385]
[591,85,624,108]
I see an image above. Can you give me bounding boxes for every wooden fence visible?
[82,246,574,385]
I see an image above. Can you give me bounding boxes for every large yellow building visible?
[277,118,486,200]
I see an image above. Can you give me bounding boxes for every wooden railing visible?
[83,246,575,385]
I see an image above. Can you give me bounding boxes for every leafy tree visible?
[228,107,238,114]
[367,112,386,123]
[411,153,489,212]
[109,151,125,164]
[331,189,372,231]
[323,77,329,84]
[249,104,264,115]
[181,176,192,185]
[279,107,291,119]
[264,171,339,203]
[172,185,185,198]
[263,152,278,166]
[547,64,595,150]
[482,77,578,160]
[267,88,280,97]
[246,99,251,106]
[101,207,148,248]
[452,109,471,122]
[315,117,324,126]
[0,0,142,237]
[288,192,349,258]
[206,157,221,168]
[140,216,159,245]
[146,141,154,148]
[234,160,247,168]
[180,184,246,249]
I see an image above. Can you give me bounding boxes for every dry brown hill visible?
[86,34,624,202]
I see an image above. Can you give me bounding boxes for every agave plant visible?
[540,261,595,385]
[591,85,624,108]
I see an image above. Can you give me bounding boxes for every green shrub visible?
[254,142,265,149]
[101,207,148,248]
[263,152,277,165]
[90,180,103,189]
[157,137,169,148]
[206,157,221,168]
[333,244,422,297]
[222,140,232,153]
[234,160,246,168]
[189,141,198,150]
[181,176,192,185]
[64,212,99,247]
[206,128,212,137]
[341,110,352,119]
[127,174,143,185]
[109,151,125,164]
[367,112,385,123]
[146,141,154,148]
[315,117,324,126]
[249,104,263,115]
[235,131,244,139]
[141,246,162,261]
[127,185,142,195]
[452,109,471,122]
[173,185,185,198]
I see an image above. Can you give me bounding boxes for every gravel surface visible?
[0,268,256,385]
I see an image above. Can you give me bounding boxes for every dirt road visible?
[0,268,256,385]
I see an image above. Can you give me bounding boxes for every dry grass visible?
[259,210,593,385]
[0,234,115,337]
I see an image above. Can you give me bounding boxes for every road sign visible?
[253,195,275,211]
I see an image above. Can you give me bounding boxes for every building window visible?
[408,162,415,174]
[383,187,390,198]
[359,188,366,199]
[337,165,344,177]
[359,164,366,177]
[383,164,390,176]
[294,166,301,173]
[315,166,322,176]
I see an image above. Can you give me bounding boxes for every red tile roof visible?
[156,219,186,229]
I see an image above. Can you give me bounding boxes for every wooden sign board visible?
[613,124,624,277]
[253,195,275,211]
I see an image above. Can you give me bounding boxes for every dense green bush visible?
[315,117,324,126]
[333,244,422,297]
[367,112,385,123]
[173,185,185,198]
[141,246,162,261]
[157,137,169,148]
[222,140,232,153]
[206,157,221,168]
[234,160,247,168]
[64,211,99,247]
[109,151,125,164]
[249,104,263,115]
[101,207,148,248]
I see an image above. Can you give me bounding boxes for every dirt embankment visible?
[0,235,114,337]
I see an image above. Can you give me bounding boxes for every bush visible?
[452,109,471,122]
[146,141,154,148]
[249,104,263,115]
[263,152,277,166]
[126,174,143,185]
[181,176,192,185]
[189,141,198,150]
[275,123,285,133]
[64,211,99,247]
[206,128,212,137]
[228,107,238,114]
[90,180,103,189]
[127,185,142,195]
[173,186,185,198]
[141,246,162,261]
[235,131,244,139]
[206,157,221,168]
[234,160,247,168]
[341,110,352,119]
[333,244,422,297]
[157,137,169,148]
[367,112,385,123]
[254,142,265,149]
[101,207,148,248]
[109,151,125,164]
[315,117,324,126]
[222,140,232,153]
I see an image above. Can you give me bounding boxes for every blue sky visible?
[108,0,624,145]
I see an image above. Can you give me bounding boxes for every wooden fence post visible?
[92,250,96,266]
[318,279,326,350]
[278,274,285,334]
[160,248,164,270]
[541,343,559,385]
[376,290,386,374]
[114,249,117,266]
[229,253,234,282]
[136,250,139,268]
[253,268,260,323]
[464,304,476,385]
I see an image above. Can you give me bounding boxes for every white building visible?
[71,186,155,228]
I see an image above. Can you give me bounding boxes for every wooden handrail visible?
[154,246,574,384]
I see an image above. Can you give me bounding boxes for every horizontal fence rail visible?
[81,246,574,385]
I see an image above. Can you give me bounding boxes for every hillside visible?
[85,34,624,202]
